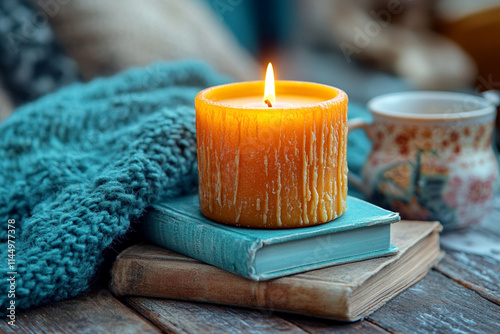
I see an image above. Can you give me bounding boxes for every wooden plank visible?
[440,216,500,261]
[0,289,161,334]
[367,271,500,334]
[435,250,500,305]
[279,313,389,334]
[126,297,309,334]
[436,198,500,305]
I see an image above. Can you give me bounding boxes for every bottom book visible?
[110,221,443,321]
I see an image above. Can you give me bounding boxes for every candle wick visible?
[264,99,273,108]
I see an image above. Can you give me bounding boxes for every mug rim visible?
[367,91,496,121]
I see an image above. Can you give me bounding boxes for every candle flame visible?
[264,63,276,103]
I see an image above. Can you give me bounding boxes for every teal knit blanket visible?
[0,61,228,311]
[0,60,372,312]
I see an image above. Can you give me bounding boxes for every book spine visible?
[110,255,350,320]
[142,208,261,280]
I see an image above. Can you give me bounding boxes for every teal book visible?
[142,195,400,281]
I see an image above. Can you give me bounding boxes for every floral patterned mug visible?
[349,91,499,231]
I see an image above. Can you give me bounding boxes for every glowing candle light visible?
[195,63,348,228]
[264,63,276,105]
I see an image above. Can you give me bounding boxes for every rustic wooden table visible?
[1,197,499,334]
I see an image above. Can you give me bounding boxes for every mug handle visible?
[481,90,500,106]
[347,118,372,196]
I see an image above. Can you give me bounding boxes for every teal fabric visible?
[346,103,372,199]
[0,59,372,312]
[202,0,293,54]
[0,61,228,311]
[205,0,258,54]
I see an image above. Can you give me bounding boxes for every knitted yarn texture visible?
[0,61,228,311]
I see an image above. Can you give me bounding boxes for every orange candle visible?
[195,64,348,228]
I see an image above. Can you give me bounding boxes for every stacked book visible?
[110,195,443,321]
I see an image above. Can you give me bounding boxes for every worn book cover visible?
[141,195,400,280]
[111,221,443,321]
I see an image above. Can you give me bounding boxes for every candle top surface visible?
[197,81,347,111]
[220,95,325,107]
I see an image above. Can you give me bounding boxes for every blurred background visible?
[1,0,500,144]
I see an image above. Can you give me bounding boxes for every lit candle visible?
[195,63,348,228]
[243,64,293,108]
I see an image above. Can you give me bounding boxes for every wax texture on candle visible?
[195,81,348,228]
